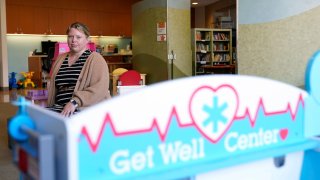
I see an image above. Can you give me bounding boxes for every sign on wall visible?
[157,21,167,42]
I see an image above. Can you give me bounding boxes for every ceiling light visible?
[192,2,198,5]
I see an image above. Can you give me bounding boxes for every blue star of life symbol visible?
[202,95,228,133]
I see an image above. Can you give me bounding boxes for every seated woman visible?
[47,22,111,117]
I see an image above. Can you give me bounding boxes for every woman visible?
[47,22,111,117]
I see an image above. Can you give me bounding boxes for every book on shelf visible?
[196,52,211,63]
[213,53,231,62]
[200,60,207,64]
[213,33,229,41]
[197,43,210,52]
[205,32,210,40]
[213,43,229,51]
[196,31,201,41]
[196,54,200,62]
[196,31,211,41]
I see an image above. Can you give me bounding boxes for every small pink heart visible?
[279,129,288,140]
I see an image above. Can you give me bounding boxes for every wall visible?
[167,0,192,79]
[238,0,320,87]
[194,7,205,28]
[192,0,236,29]
[132,0,191,84]
[205,0,236,28]
[7,35,131,80]
[0,0,9,89]
[132,0,168,84]
[0,0,8,89]
[0,0,139,88]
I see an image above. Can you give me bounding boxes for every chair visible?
[111,68,128,96]
[117,70,145,95]
[118,70,142,86]
[112,68,128,76]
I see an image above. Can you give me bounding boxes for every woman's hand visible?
[61,102,77,117]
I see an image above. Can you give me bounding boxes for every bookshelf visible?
[193,29,212,74]
[192,28,233,75]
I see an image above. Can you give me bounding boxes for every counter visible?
[102,53,133,73]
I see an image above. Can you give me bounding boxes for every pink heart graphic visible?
[279,129,288,140]
[189,85,239,143]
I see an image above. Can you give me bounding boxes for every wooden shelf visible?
[202,64,235,74]
[28,56,49,88]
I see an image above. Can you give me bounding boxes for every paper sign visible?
[157,22,166,35]
[157,34,167,42]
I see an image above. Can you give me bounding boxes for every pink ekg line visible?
[234,94,304,127]
[80,107,193,152]
[80,94,304,152]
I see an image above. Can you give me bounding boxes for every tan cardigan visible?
[47,51,111,109]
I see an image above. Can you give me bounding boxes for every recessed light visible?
[192,2,198,5]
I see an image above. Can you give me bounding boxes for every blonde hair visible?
[66,22,90,38]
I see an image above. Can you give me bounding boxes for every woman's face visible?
[67,28,89,53]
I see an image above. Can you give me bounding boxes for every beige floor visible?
[0,89,40,179]
[0,89,19,179]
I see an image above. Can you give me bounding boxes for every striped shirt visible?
[48,50,91,113]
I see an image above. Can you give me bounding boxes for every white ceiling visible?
[191,0,220,7]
